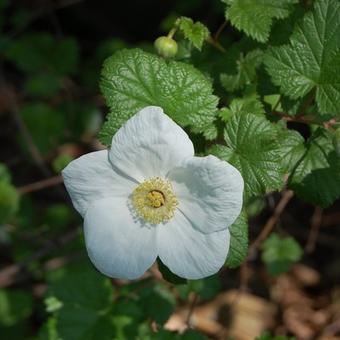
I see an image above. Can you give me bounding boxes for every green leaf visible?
[139,284,176,324]
[211,113,284,198]
[24,73,60,98]
[220,49,263,92]
[289,129,340,207]
[264,0,340,114]
[219,94,265,122]
[5,33,78,75]
[52,154,73,174]
[177,17,210,50]
[262,233,303,275]
[177,275,221,301]
[277,128,305,173]
[157,258,187,285]
[0,163,11,183]
[0,181,20,224]
[99,48,218,145]
[223,0,298,42]
[256,331,296,340]
[48,263,115,339]
[18,103,65,155]
[0,290,33,327]
[225,211,248,268]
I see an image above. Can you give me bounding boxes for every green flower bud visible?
[154,36,178,58]
[333,128,340,156]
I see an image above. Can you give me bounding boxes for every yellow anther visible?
[146,190,165,208]
[132,177,178,224]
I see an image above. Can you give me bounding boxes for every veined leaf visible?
[225,211,248,268]
[177,17,210,50]
[211,113,285,198]
[289,129,340,207]
[223,0,298,42]
[264,0,340,114]
[99,48,218,145]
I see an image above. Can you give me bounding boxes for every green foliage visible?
[223,0,298,42]
[225,211,248,268]
[177,16,210,50]
[24,73,61,98]
[261,233,303,275]
[289,129,340,207]
[139,284,176,324]
[264,0,340,114]
[177,275,221,301]
[211,113,285,198]
[46,264,115,339]
[0,164,19,224]
[52,154,73,174]
[5,33,78,75]
[256,331,296,340]
[219,94,265,122]
[0,289,33,326]
[220,49,263,92]
[99,48,218,145]
[18,103,65,155]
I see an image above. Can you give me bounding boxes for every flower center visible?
[132,177,178,224]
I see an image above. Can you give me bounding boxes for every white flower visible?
[62,106,244,280]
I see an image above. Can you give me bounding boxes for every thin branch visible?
[0,228,80,288]
[186,293,198,327]
[305,206,323,253]
[248,190,294,258]
[214,21,227,42]
[18,175,64,195]
[0,68,52,177]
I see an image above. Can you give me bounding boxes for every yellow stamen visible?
[132,177,178,224]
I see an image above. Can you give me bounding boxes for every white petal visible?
[157,211,230,279]
[62,150,136,217]
[168,155,244,234]
[109,106,194,182]
[84,196,158,280]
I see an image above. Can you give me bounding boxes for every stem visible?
[167,28,177,39]
[214,21,227,42]
[248,190,294,258]
[206,36,226,53]
[18,175,64,194]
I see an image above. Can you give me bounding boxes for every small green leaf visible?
[48,263,115,339]
[157,258,187,285]
[277,128,305,173]
[99,48,218,144]
[223,0,298,42]
[177,17,210,50]
[0,163,11,183]
[289,129,340,207]
[139,284,175,324]
[52,154,73,174]
[177,275,221,301]
[0,181,19,224]
[0,290,33,327]
[24,73,60,98]
[219,94,265,122]
[264,0,340,114]
[211,113,284,198]
[5,33,78,75]
[220,49,263,92]
[18,103,65,155]
[225,211,248,268]
[262,233,303,275]
[44,296,63,313]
